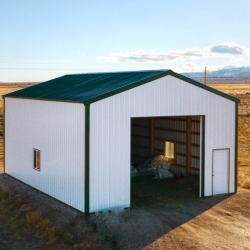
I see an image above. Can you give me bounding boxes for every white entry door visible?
[212,149,229,195]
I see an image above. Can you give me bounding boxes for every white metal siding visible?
[5,98,85,212]
[90,75,236,212]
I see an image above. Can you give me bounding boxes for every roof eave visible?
[83,70,240,105]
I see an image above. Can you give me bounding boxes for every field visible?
[207,83,250,90]
[0,83,250,249]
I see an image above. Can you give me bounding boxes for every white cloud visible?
[210,42,246,55]
[97,42,249,63]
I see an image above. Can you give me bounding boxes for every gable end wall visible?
[89,75,236,212]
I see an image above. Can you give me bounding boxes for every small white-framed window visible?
[164,141,175,163]
[33,149,41,171]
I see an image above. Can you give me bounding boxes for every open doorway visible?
[130,116,202,208]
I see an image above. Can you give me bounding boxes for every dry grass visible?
[0,83,249,248]
[240,179,250,189]
[207,83,250,90]
[27,211,53,230]
[26,210,98,247]
[42,226,64,246]
[73,242,96,250]
[0,182,119,249]
[0,189,13,200]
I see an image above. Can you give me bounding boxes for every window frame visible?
[163,140,176,164]
[33,148,41,171]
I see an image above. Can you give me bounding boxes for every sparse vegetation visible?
[0,83,250,249]
[240,179,250,189]
[0,183,121,249]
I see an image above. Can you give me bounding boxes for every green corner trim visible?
[201,116,205,198]
[84,70,240,105]
[85,104,90,214]
[235,103,238,193]
[3,98,5,173]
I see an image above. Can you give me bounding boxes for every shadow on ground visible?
[1,173,249,250]
[100,176,236,250]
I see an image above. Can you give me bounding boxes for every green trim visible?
[201,115,205,198]
[3,70,240,106]
[3,96,83,104]
[235,103,238,193]
[84,70,240,105]
[85,104,90,214]
[169,71,239,104]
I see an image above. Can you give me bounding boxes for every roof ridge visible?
[66,69,169,75]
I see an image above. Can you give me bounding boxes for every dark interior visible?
[131,116,201,207]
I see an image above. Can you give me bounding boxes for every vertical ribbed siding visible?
[5,98,85,212]
[191,117,200,172]
[90,75,236,212]
[154,117,187,170]
[131,116,200,176]
[131,118,151,165]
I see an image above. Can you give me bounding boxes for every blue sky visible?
[1,0,250,82]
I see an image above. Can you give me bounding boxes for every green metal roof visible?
[3,70,240,104]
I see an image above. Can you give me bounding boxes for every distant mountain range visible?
[183,66,250,78]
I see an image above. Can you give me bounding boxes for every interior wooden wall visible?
[131,116,200,175]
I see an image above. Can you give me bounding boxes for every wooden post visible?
[150,118,154,157]
[186,117,192,175]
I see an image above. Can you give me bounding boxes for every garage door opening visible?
[131,116,202,208]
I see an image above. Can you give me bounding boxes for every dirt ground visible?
[1,84,250,250]
[109,176,250,250]
[1,174,250,250]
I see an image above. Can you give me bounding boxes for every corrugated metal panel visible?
[4,70,239,105]
[131,117,189,165]
[5,98,85,212]
[191,117,200,172]
[131,137,150,147]
[4,70,167,102]
[153,118,187,165]
[191,170,200,176]
[131,118,150,165]
[90,75,236,212]
[177,144,186,154]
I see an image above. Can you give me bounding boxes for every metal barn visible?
[3,70,239,214]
